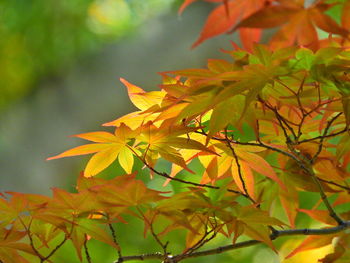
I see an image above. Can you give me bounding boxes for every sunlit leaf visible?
[286,234,336,259]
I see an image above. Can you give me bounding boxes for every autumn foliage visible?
[2,0,350,262]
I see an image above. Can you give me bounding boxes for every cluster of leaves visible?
[1,0,350,262]
[183,0,350,50]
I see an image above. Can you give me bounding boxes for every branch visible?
[184,221,350,260]
[224,128,255,203]
[307,167,344,225]
[108,223,123,260]
[115,221,350,262]
[115,252,164,262]
[84,235,92,263]
[297,127,348,144]
[310,112,342,163]
[42,235,67,262]
[128,145,249,198]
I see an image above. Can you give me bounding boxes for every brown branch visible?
[115,221,350,262]
[183,220,350,260]
[258,97,297,139]
[194,130,299,163]
[115,252,164,262]
[127,145,247,197]
[18,217,45,262]
[297,126,348,144]
[182,216,218,257]
[318,178,350,191]
[84,235,92,263]
[108,223,123,260]
[147,164,243,196]
[310,112,342,163]
[224,128,255,203]
[42,235,67,262]
[138,208,169,258]
[307,167,344,225]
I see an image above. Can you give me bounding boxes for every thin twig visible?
[127,144,245,197]
[310,112,342,163]
[108,223,123,260]
[84,235,92,263]
[18,217,45,262]
[297,127,348,144]
[138,208,169,257]
[224,128,254,203]
[318,178,350,191]
[307,167,344,225]
[42,235,67,262]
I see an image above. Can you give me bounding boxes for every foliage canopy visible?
[2,0,350,262]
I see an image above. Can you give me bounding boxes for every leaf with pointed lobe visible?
[178,0,198,15]
[298,209,337,226]
[244,224,276,251]
[84,144,123,177]
[319,244,346,263]
[295,47,315,70]
[0,229,35,257]
[165,147,205,186]
[236,205,285,226]
[207,59,235,74]
[313,158,345,182]
[279,174,298,228]
[159,82,189,98]
[48,124,139,176]
[77,218,119,249]
[231,159,255,199]
[309,7,348,37]
[239,28,262,52]
[47,143,112,160]
[103,111,160,129]
[286,234,336,259]
[192,0,245,48]
[27,221,61,249]
[120,78,165,111]
[235,5,297,30]
[49,188,97,215]
[235,149,286,191]
[207,95,244,141]
[178,0,226,15]
[72,131,120,143]
[156,145,192,173]
[69,226,85,261]
[167,68,214,78]
[154,103,188,122]
[76,174,168,220]
[232,220,245,244]
[203,156,218,183]
[235,0,266,50]
[117,146,134,174]
[333,192,350,207]
[297,11,319,49]
[342,0,350,29]
[0,246,33,263]
[185,214,207,249]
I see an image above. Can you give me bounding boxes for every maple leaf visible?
[136,120,216,171]
[191,0,267,49]
[234,1,348,50]
[47,124,137,176]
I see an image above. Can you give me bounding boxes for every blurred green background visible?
[0,1,338,262]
